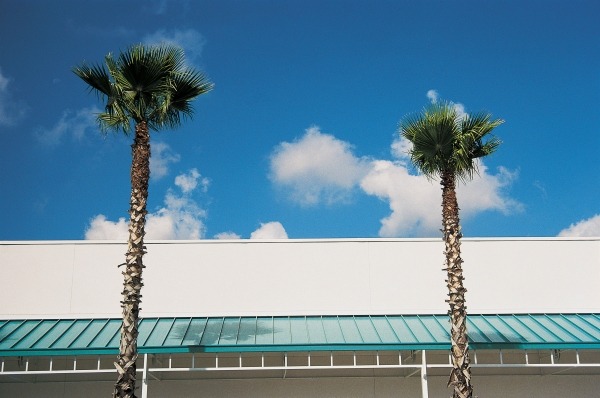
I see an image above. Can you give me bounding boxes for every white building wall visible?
[1,375,598,398]
[0,238,599,319]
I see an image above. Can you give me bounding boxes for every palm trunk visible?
[441,170,473,398]
[114,121,150,398]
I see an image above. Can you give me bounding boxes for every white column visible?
[421,350,429,398]
[141,353,149,398]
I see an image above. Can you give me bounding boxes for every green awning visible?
[1,314,599,357]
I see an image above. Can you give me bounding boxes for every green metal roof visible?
[1,314,599,357]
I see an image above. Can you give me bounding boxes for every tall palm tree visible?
[400,102,502,398]
[74,44,213,398]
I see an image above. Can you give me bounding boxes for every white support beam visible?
[421,350,429,398]
[141,353,149,398]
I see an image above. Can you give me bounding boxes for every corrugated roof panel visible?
[201,318,224,346]
[386,316,419,344]
[237,317,257,345]
[255,317,274,345]
[67,319,103,349]
[12,319,57,349]
[354,316,381,343]
[181,318,207,346]
[322,316,345,344]
[338,316,363,344]
[371,317,400,344]
[1,314,599,357]
[568,315,600,340]
[306,316,327,344]
[51,319,91,349]
[88,319,120,348]
[419,316,449,342]
[162,318,193,347]
[273,317,291,345]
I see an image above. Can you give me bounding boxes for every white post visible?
[141,353,149,398]
[421,350,429,398]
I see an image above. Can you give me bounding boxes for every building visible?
[1,238,599,397]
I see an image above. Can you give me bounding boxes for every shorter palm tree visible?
[400,102,503,398]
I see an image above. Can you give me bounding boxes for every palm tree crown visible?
[401,102,503,181]
[73,44,213,133]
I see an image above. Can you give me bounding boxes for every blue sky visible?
[1,0,599,240]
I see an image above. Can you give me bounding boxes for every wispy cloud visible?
[558,214,600,237]
[144,28,206,66]
[426,89,439,104]
[35,107,99,146]
[85,168,209,240]
[269,127,371,206]
[0,67,27,127]
[150,142,181,180]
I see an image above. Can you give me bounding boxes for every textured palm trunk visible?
[441,170,473,398]
[113,121,150,398]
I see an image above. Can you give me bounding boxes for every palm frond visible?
[72,63,112,97]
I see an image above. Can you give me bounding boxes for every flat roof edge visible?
[1,237,599,245]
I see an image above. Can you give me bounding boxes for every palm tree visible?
[74,44,213,398]
[400,102,502,398]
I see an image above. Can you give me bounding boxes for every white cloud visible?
[150,142,180,180]
[269,127,371,206]
[0,67,27,126]
[35,107,99,146]
[426,89,439,104]
[391,136,413,163]
[360,160,441,237]
[214,232,242,240]
[174,168,209,194]
[250,222,289,239]
[85,169,209,240]
[360,159,521,237]
[457,162,523,218]
[84,215,128,240]
[270,122,519,237]
[144,29,206,65]
[558,214,600,237]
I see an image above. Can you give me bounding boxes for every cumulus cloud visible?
[250,222,289,239]
[360,160,441,237]
[85,169,209,240]
[144,29,206,66]
[150,142,180,180]
[360,159,521,237]
[174,168,209,194]
[269,127,371,205]
[558,214,600,237]
[214,231,242,240]
[457,162,523,218]
[84,215,129,240]
[271,117,520,237]
[35,107,99,146]
[0,68,27,126]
